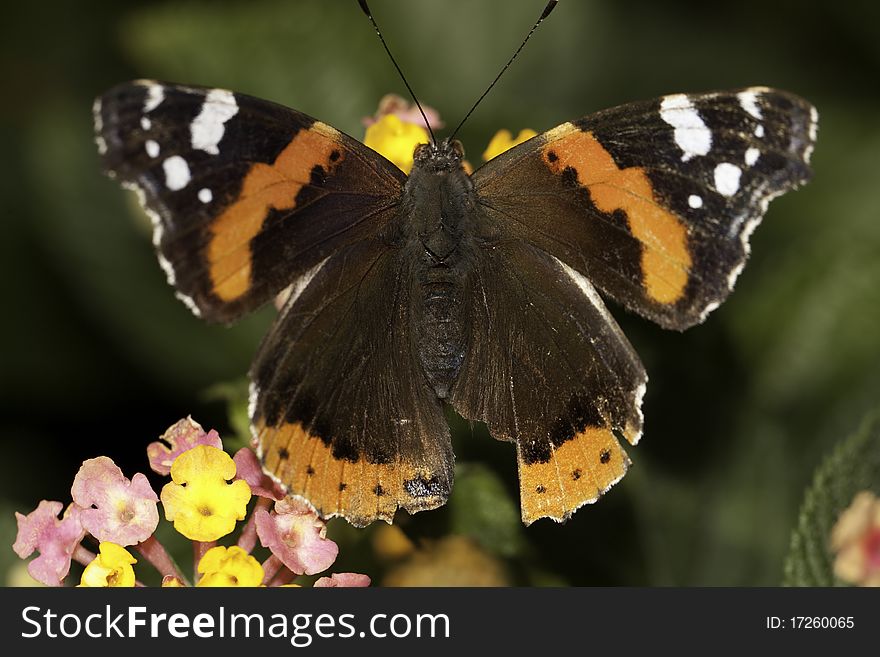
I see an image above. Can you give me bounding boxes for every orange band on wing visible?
[256,420,447,527]
[542,127,692,304]
[517,426,629,525]
[207,122,344,301]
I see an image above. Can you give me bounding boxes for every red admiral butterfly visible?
[94,1,817,526]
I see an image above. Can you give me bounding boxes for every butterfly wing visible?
[97,81,450,525]
[458,87,816,523]
[471,87,817,329]
[449,240,646,524]
[94,80,406,323]
[250,237,453,527]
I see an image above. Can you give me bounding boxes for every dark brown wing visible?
[250,238,453,527]
[450,240,646,524]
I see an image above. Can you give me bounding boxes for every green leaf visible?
[202,378,251,450]
[783,410,880,586]
[449,462,525,558]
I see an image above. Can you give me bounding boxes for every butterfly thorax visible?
[403,140,476,399]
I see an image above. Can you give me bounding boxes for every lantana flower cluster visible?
[13,417,369,588]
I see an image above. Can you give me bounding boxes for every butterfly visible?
[94,77,816,526]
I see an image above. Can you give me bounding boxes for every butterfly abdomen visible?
[404,150,476,399]
[416,265,466,399]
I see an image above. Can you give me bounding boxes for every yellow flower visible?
[482,128,537,161]
[197,546,264,587]
[373,524,415,562]
[161,575,186,587]
[160,445,251,541]
[79,542,137,587]
[364,114,430,174]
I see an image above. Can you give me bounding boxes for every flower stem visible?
[269,565,297,587]
[136,536,189,585]
[261,554,283,585]
[193,540,216,582]
[72,544,96,567]
[238,497,271,553]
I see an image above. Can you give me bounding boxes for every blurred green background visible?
[2,0,879,586]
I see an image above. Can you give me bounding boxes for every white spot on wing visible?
[805,105,819,163]
[143,84,165,113]
[198,188,213,204]
[191,89,239,155]
[145,139,160,158]
[659,94,712,161]
[157,252,176,285]
[698,300,721,322]
[122,180,161,243]
[174,291,203,318]
[726,261,746,291]
[92,97,107,155]
[737,89,763,120]
[629,379,647,446]
[754,124,765,138]
[162,155,191,191]
[714,162,742,197]
[688,194,703,209]
[140,117,152,131]
[808,106,819,142]
[744,147,760,166]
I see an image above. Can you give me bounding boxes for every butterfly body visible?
[95,79,816,526]
[398,140,475,398]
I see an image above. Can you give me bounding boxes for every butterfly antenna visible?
[448,0,557,142]
[358,0,437,144]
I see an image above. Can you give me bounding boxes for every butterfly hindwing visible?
[250,237,453,527]
[472,87,817,330]
[449,240,646,524]
[94,80,406,323]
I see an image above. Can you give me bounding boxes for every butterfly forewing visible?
[472,87,817,330]
[95,80,406,323]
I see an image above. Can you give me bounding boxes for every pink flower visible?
[71,457,159,546]
[314,573,371,588]
[147,416,222,476]
[13,501,86,587]
[255,497,338,575]
[234,447,285,500]
[831,490,880,586]
[361,93,444,131]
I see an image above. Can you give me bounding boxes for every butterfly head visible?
[412,138,465,174]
